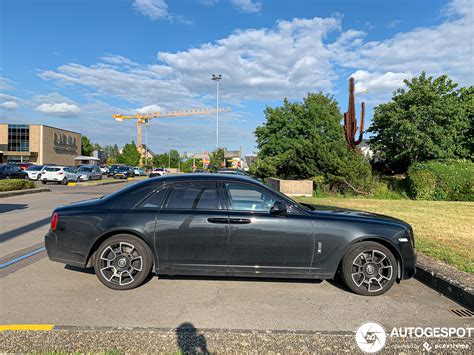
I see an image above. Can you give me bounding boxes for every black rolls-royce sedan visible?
[45,174,416,295]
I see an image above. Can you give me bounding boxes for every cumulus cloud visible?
[133,0,168,20]
[36,102,81,116]
[230,0,262,13]
[38,0,473,110]
[0,101,19,110]
[350,70,413,94]
[136,104,164,114]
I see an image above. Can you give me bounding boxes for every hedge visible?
[0,179,35,192]
[406,160,474,201]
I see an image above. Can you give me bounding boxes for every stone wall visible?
[267,178,313,197]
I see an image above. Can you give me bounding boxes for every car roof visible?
[152,173,263,185]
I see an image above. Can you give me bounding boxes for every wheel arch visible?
[85,229,156,269]
[337,237,404,282]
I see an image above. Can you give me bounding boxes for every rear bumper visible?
[44,231,87,268]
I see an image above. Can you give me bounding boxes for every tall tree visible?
[118,141,140,166]
[81,136,94,156]
[254,93,372,191]
[152,149,180,168]
[368,72,473,172]
[209,148,225,172]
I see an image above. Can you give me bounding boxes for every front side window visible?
[164,182,222,210]
[225,182,280,212]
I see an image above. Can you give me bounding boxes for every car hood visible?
[303,203,412,231]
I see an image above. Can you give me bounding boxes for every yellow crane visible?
[112,108,231,166]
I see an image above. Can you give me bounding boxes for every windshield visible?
[78,167,92,172]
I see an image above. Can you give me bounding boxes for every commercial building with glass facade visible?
[0,124,81,166]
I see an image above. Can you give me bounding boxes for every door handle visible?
[229,218,251,224]
[207,218,229,224]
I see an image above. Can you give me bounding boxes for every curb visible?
[0,188,51,198]
[415,253,473,310]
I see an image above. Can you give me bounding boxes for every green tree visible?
[103,144,120,162]
[254,93,373,192]
[118,141,140,166]
[368,72,473,172]
[209,148,225,172]
[152,149,181,168]
[81,136,94,156]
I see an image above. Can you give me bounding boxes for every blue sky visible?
[1,0,472,155]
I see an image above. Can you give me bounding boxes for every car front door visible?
[154,181,229,273]
[223,181,315,276]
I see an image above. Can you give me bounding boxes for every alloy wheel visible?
[99,242,143,286]
[351,250,393,293]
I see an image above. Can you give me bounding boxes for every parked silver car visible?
[25,165,47,180]
[77,165,102,181]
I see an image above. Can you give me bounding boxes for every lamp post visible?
[211,74,222,148]
[168,138,171,169]
[144,119,149,166]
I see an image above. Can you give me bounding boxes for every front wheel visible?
[61,177,68,185]
[341,241,397,296]
[94,234,152,290]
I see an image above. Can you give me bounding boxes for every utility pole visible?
[211,74,222,148]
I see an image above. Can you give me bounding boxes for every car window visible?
[138,187,168,208]
[45,167,60,172]
[225,182,279,212]
[164,182,222,210]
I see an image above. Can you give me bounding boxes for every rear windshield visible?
[45,167,61,172]
[26,165,44,171]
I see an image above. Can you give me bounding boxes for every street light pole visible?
[145,120,148,167]
[168,138,171,169]
[211,74,222,149]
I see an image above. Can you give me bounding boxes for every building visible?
[0,124,81,166]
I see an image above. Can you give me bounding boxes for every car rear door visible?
[154,181,229,273]
[223,181,315,276]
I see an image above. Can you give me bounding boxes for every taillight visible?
[50,213,58,231]
[57,172,64,175]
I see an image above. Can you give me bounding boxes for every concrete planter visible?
[267,178,313,197]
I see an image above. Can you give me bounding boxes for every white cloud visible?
[136,104,163,114]
[230,0,262,13]
[0,76,14,90]
[350,70,413,94]
[101,54,138,67]
[133,0,168,20]
[0,101,19,110]
[36,102,81,116]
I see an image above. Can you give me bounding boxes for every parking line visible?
[0,324,54,332]
[0,247,46,269]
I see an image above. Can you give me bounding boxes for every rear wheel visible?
[94,234,152,290]
[341,241,397,296]
[41,180,47,185]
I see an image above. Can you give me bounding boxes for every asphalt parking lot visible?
[1,182,472,352]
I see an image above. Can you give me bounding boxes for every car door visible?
[154,181,229,273]
[11,165,22,178]
[223,181,315,276]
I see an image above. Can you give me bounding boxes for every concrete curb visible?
[0,188,51,198]
[83,180,129,187]
[415,253,473,310]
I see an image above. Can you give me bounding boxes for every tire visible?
[94,234,153,290]
[340,241,397,296]
[61,177,68,185]
[36,174,41,181]
[41,180,47,185]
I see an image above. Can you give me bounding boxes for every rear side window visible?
[106,182,158,209]
[138,187,168,208]
[163,182,222,210]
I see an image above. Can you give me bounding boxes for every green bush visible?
[0,179,35,192]
[407,160,474,201]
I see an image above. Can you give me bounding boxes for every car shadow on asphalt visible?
[0,216,50,243]
[0,203,28,214]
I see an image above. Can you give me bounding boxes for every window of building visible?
[8,124,29,152]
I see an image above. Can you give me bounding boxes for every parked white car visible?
[25,165,47,180]
[99,166,108,174]
[41,166,79,185]
[133,167,146,176]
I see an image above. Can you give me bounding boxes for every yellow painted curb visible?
[0,324,54,331]
[67,182,77,186]
[127,177,133,180]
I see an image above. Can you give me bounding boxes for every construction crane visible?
[112,108,231,166]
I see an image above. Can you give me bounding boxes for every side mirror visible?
[270,201,287,216]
